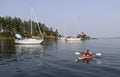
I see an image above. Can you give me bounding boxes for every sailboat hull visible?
[15,39,43,44]
[66,38,81,41]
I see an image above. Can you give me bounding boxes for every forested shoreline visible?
[0,16,59,39]
[0,16,91,40]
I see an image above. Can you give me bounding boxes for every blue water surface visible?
[0,38,120,77]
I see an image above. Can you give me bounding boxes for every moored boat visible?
[15,8,43,44]
[15,38,43,44]
[66,37,81,41]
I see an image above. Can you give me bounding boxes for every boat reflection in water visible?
[15,44,44,59]
[76,58,102,64]
[76,58,92,64]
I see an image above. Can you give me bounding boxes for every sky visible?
[0,0,120,38]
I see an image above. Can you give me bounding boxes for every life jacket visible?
[85,51,92,56]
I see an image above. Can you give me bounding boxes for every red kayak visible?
[77,55,93,60]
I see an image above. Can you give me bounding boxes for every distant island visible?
[77,32,90,40]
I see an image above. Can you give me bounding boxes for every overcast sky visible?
[0,0,120,38]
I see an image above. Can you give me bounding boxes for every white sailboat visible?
[65,17,81,41]
[15,8,43,44]
[66,37,81,41]
[58,24,67,40]
[58,37,66,40]
[15,38,43,44]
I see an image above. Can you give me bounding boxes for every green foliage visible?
[77,32,90,40]
[0,16,59,38]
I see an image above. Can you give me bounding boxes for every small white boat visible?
[66,37,81,41]
[58,37,66,40]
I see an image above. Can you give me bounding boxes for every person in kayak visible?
[84,49,93,56]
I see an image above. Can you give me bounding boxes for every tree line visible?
[77,32,90,40]
[0,16,59,39]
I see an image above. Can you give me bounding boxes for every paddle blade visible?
[96,53,102,56]
[75,52,80,55]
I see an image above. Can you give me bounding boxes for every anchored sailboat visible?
[15,8,43,44]
[66,37,81,41]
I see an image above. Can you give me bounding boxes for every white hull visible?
[15,38,43,44]
[58,37,66,40]
[66,38,81,41]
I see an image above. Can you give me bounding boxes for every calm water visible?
[0,38,120,77]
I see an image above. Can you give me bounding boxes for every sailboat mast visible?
[32,8,43,39]
[30,8,32,36]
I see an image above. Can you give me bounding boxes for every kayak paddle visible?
[75,51,102,56]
